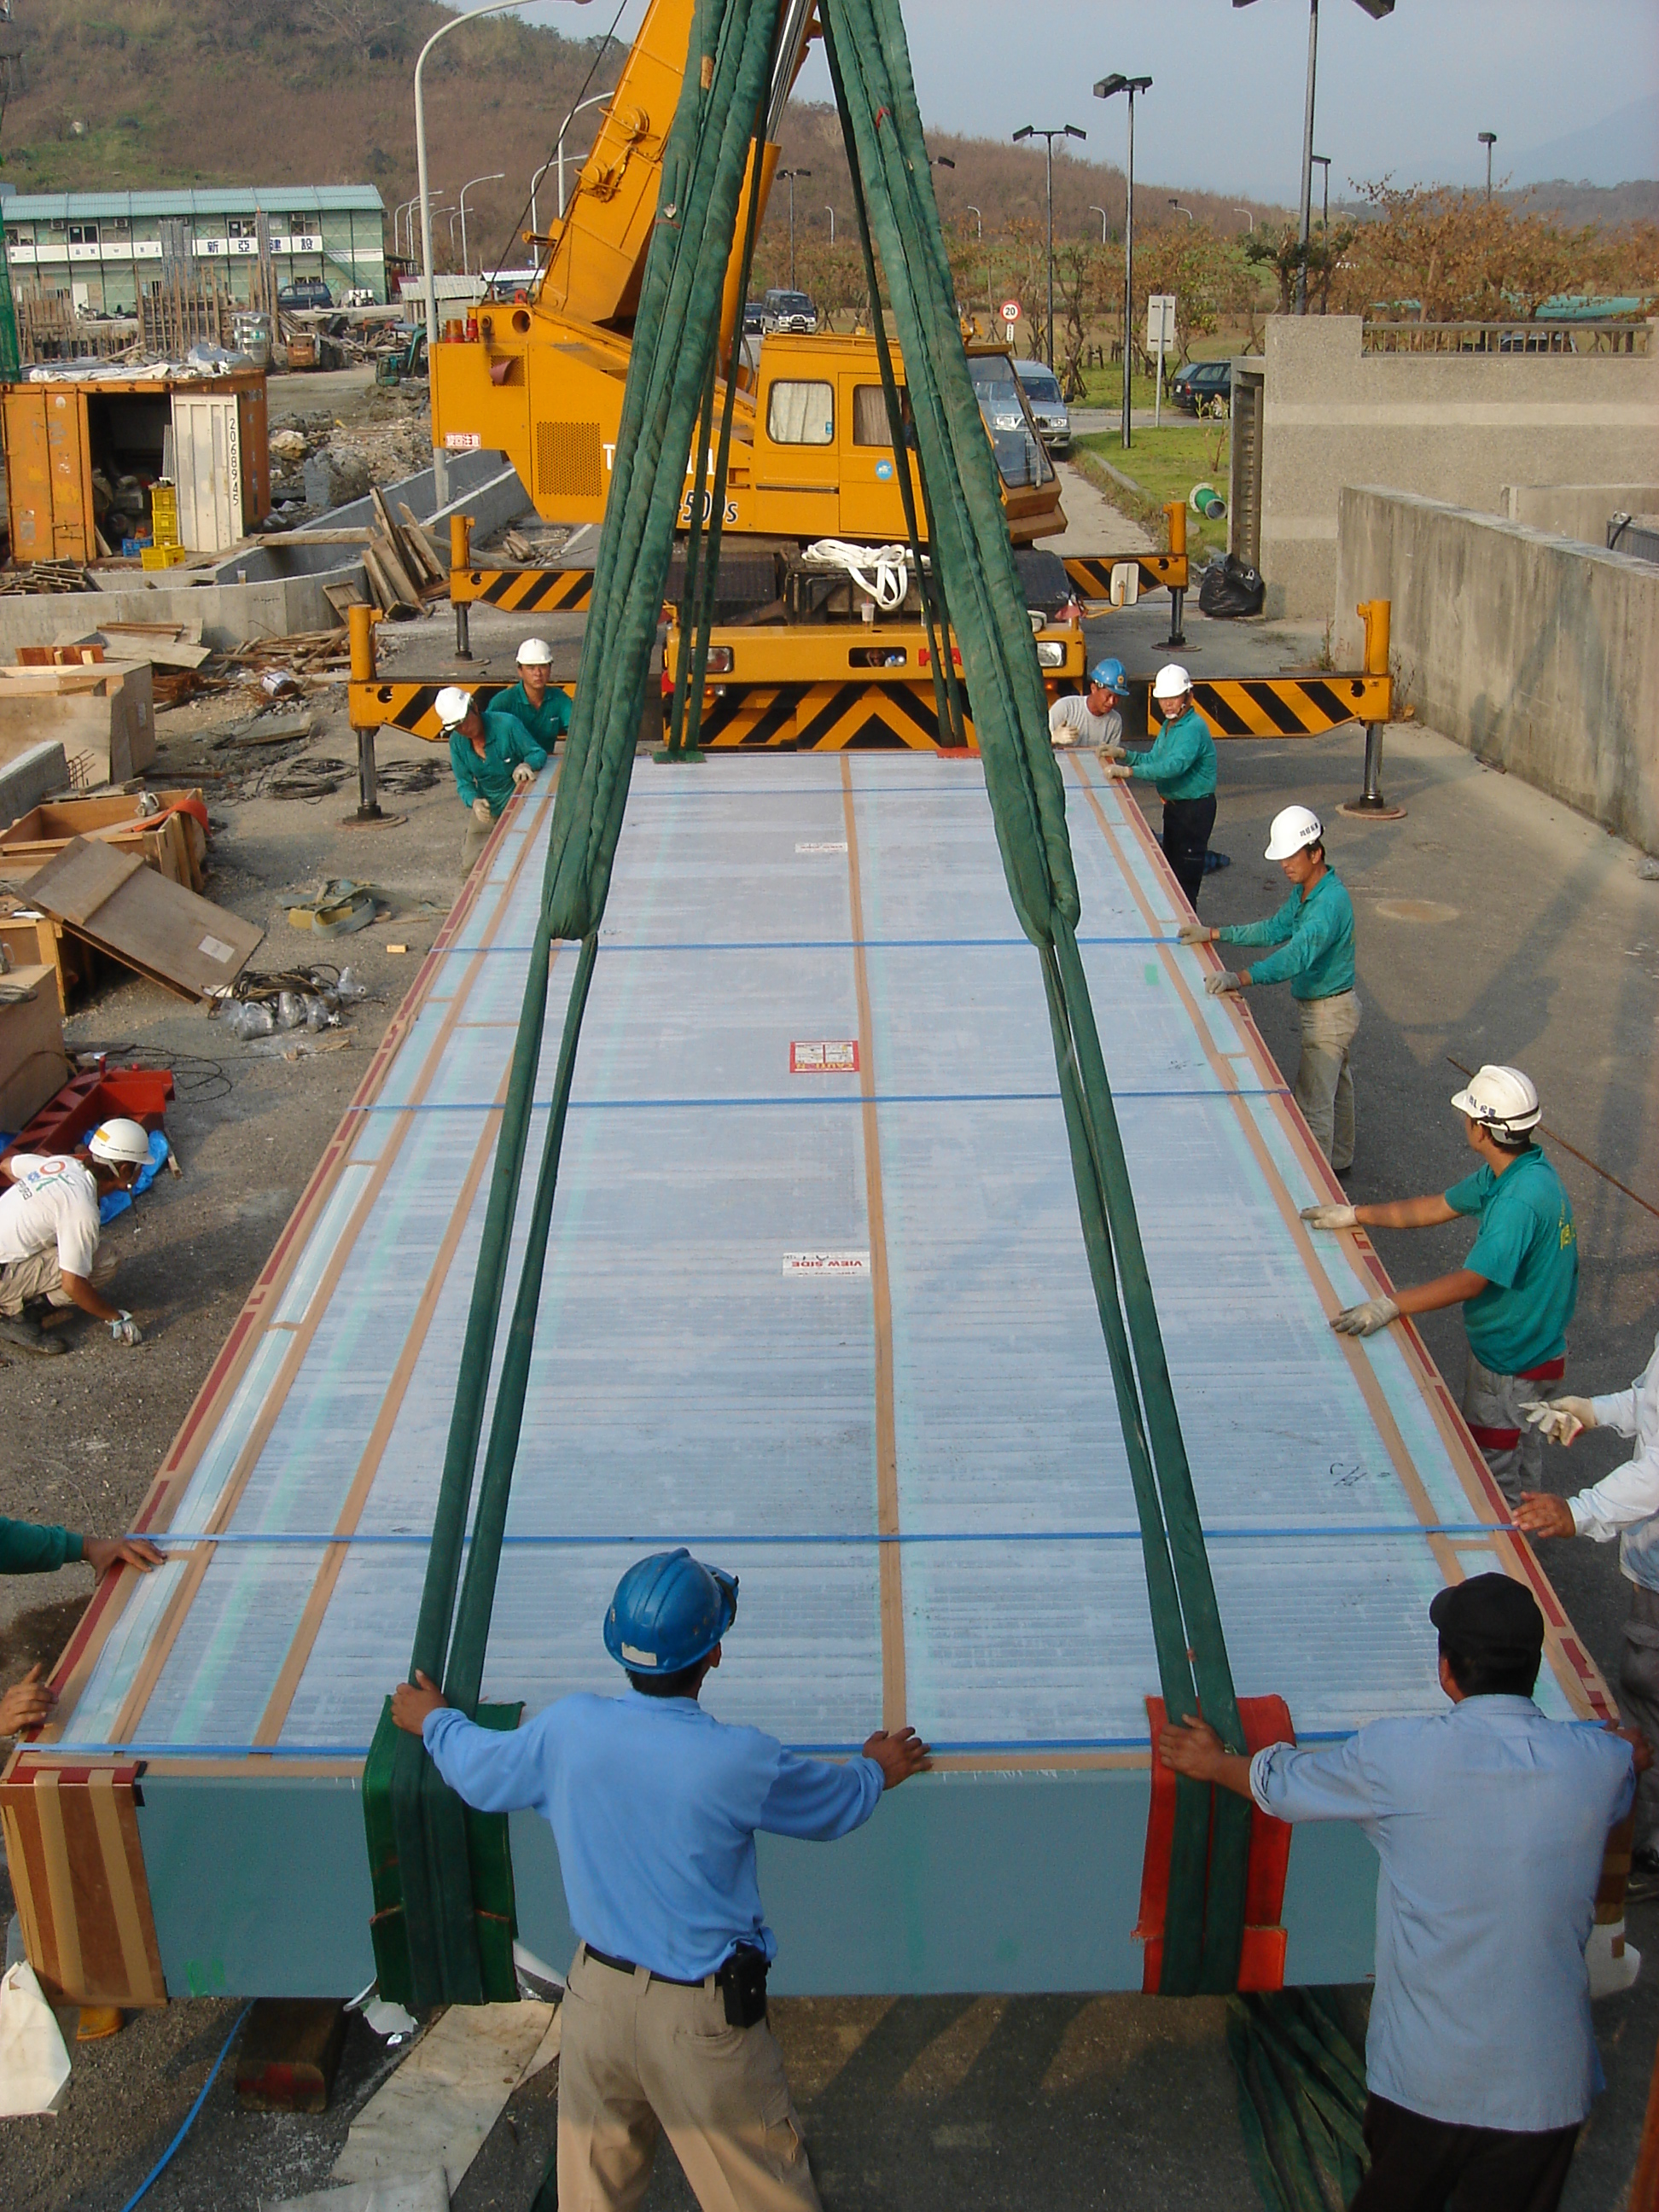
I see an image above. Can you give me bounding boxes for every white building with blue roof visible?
[1,185,387,313]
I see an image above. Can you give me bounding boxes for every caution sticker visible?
[795,841,847,854]
[783,1251,870,1276]
[790,1040,858,1074]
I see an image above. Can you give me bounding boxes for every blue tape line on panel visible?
[145,1522,1509,1549]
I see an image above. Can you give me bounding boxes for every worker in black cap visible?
[1163,1573,1646,2212]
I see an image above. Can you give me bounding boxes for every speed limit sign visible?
[999,299,1021,324]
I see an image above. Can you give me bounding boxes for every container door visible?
[3,387,93,563]
[170,393,243,553]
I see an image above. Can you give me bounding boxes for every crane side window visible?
[851,384,914,446]
[766,381,834,445]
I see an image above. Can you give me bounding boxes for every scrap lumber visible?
[24,835,263,1002]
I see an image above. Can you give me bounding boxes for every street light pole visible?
[1012,123,1085,369]
[416,0,524,506]
[966,206,982,239]
[1169,198,1195,225]
[1478,130,1497,201]
[556,92,614,222]
[1232,0,1394,313]
[778,168,812,290]
[1311,154,1330,233]
[824,207,835,245]
[458,172,504,278]
[1232,207,1255,232]
[1089,204,1109,242]
[1094,75,1150,450]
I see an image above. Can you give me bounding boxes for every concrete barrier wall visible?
[1502,481,1659,544]
[1334,486,1659,854]
[1258,317,1659,619]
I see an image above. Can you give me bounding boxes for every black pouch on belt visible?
[716,1943,769,2027]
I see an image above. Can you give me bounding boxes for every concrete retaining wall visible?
[0,573,342,655]
[1502,481,1659,544]
[1256,317,1659,619]
[1334,486,1659,854]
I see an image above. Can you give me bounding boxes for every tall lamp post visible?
[1478,131,1497,201]
[1232,207,1256,232]
[777,167,812,290]
[555,92,615,223]
[824,207,835,245]
[1169,198,1195,224]
[1012,122,1085,369]
[1232,0,1394,314]
[1310,154,1330,233]
[965,206,983,240]
[459,172,504,278]
[1093,74,1151,450]
[1089,204,1109,242]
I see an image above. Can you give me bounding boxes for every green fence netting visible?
[364,0,1252,2006]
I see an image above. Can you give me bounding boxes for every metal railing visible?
[1362,319,1650,357]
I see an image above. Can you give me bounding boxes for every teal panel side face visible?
[1279,1816,1380,1990]
[137,1776,376,2000]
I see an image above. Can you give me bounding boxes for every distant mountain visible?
[1504,98,1658,192]
[1498,179,1659,230]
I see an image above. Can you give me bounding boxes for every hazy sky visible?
[504,1,1659,195]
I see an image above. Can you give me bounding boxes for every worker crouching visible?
[0,1118,152,1356]
[495,636,572,754]
[439,684,547,880]
[1187,805,1359,1171]
[391,1547,929,2212]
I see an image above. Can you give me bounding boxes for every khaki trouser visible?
[1620,1583,1659,1853]
[461,810,496,878]
[1462,1346,1565,1507]
[1293,989,1359,1172]
[558,1943,820,2212]
[0,1243,117,1317]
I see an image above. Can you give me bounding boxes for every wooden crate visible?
[0,962,70,1130]
[0,906,88,1013]
[1,792,207,894]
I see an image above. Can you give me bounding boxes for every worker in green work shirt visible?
[1302,1065,1577,1505]
[1099,662,1217,911]
[496,636,572,752]
[0,1515,162,1736]
[1185,805,1359,1171]
[438,684,547,879]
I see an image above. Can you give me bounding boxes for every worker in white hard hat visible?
[1301,1065,1578,1505]
[496,637,572,754]
[1099,663,1217,911]
[1184,805,1359,1170]
[0,1119,153,1356]
[439,684,547,879]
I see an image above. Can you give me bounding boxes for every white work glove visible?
[1098,762,1132,783]
[108,1310,142,1348]
[1522,1395,1597,1447]
[1177,922,1213,946]
[1331,1295,1399,1337]
[1300,1203,1358,1231]
[511,761,536,790]
[471,795,493,824]
[1204,969,1245,996]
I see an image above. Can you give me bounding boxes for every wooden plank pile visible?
[0,562,96,597]
[361,491,447,618]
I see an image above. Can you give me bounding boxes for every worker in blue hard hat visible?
[1098,663,1218,911]
[1047,657,1126,750]
[392,1547,929,2212]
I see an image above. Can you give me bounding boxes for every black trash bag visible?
[1197,551,1266,620]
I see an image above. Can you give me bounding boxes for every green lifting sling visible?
[363,0,1251,2008]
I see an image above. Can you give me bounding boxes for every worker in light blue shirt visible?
[392,1547,928,2212]
[1162,1573,1642,2212]
[1301,1063,1577,1505]
[1100,661,1218,911]
[1185,804,1359,1171]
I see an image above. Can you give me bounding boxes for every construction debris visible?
[331,2001,557,2197]
[24,835,264,1003]
[0,562,96,597]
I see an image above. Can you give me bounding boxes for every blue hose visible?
[118,2002,251,2212]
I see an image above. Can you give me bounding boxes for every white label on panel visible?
[783,1250,870,1276]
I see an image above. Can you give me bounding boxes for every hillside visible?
[0,1,1288,281]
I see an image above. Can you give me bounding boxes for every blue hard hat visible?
[604,1548,739,1675]
[1089,658,1128,695]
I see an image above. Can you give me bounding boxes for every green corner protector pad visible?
[364,0,1252,2005]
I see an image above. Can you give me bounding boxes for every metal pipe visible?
[1089,205,1109,242]
[1295,0,1318,312]
[458,172,504,277]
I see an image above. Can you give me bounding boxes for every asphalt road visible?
[3,614,1657,2209]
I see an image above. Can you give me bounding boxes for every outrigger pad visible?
[364,1699,522,2012]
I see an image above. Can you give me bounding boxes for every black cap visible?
[1429,1573,1545,1663]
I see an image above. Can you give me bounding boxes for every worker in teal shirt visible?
[393,1549,928,2212]
[496,636,572,752]
[1,1515,161,1735]
[437,684,547,877]
[1186,805,1359,1170]
[1101,661,1217,910]
[1301,1065,1577,1504]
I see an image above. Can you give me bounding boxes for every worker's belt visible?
[583,1940,770,2026]
[584,1943,705,1987]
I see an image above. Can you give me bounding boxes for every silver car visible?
[1013,358,1071,455]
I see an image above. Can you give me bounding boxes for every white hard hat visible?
[1450,1064,1541,1138]
[435,685,474,731]
[1265,805,1324,861]
[1151,663,1190,701]
[87,1117,153,1167]
[515,637,555,668]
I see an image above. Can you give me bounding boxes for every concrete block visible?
[1504,481,1659,544]
[0,662,154,784]
[0,742,69,826]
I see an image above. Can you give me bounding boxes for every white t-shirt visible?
[1048,695,1122,749]
[0,1154,101,1277]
